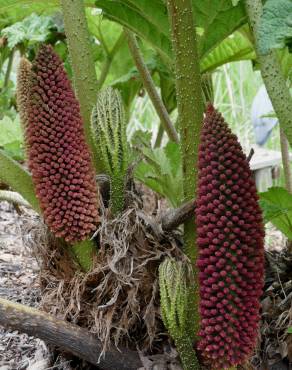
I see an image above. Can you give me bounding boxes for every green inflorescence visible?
[159,258,200,370]
[91,87,129,215]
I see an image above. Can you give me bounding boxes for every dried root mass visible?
[28,202,184,356]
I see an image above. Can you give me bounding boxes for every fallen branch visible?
[0,298,142,370]
[161,199,196,232]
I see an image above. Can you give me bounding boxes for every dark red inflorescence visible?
[196,104,265,369]
[26,44,99,243]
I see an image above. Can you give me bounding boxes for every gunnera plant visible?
[196,104,265,369]
[25,44,99,243]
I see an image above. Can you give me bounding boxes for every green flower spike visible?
[159,258,199,370]
[91,87,129,215]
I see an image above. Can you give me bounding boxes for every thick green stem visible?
[60,0,101,171]
[71,239,96,271]
[167,1,203,367]
[245,0,292,147]
[166,0,204,262]
[125,29,179,144]
[110,177,126,216]
[4,48,14,88]
[279,128,292,193]
[175,336,199,370]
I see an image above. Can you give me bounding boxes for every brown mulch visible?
[0,202,50,369]
[252,247,292,370]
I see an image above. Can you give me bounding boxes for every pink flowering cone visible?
[26,44,99,243]
[196,104,265,368]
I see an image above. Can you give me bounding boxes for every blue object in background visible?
[251,85,278,146]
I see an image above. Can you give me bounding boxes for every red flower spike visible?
[196,104,265,369]
[26,45,99,243]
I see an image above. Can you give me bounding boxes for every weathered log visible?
[0,298,142,370]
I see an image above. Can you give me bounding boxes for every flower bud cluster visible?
[27,45,99,242]
[196,104,264,368]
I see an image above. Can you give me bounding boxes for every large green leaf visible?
[0,0,249,72]
[1,13,54,48]
[95,0,247,62]
[260,186,292,240]
[195,0,247,57]
[154,31,255,108]
[123,0,169,37]
[201,31,255,73]
[103,0,248,45]
[95,0,172,63]
[0,0,248,64]
[258,0,292,55]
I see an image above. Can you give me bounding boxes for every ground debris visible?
[0,202,50,369]
[252,248,292,369]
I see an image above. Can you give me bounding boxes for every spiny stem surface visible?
[245,0,292,147]
[61,0,100,171]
